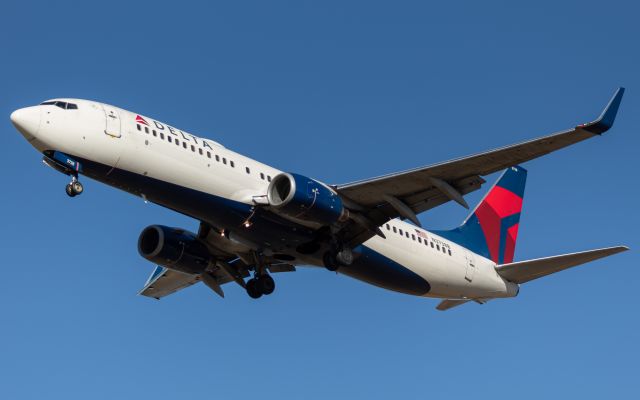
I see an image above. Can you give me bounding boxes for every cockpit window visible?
[40,101,78,110]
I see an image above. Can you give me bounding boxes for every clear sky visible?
[1,1,638,399]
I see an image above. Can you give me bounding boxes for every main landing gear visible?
[245,274,275,299]
[245,252,276,299]
[323,246,353,272]
[65,175,84,197]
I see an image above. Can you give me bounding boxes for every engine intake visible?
[267,173,347,226]
[138,225,210,274]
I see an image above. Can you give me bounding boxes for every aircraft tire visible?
[323,252,339,272]
[336,248,353,266]
[257,274,275,295]
[72,181,84,195]
[66,184,76,197]
[246,279,263,299]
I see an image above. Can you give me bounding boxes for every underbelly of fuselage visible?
[69,153,434,297]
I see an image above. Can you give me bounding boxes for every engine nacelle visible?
[138,225,210,274]
[267,173,347,226]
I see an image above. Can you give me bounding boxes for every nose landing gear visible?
[65,175,84,197]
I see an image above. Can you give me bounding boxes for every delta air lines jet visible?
[10,88,628,310]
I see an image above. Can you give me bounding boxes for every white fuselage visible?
[12,98,518,301]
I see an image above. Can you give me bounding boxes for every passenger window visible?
[418,237,422,243]
[385,224,390,230]
[215,155,220,162]
[260,173,265,180]
[399,229,403,236]
[137,124,141,131]
[145,127,149,134]
[168,136,172,143]
[207,151,211,158]
[430,242,434,248]
[436,244,440,251]
[405,232,409,238]
[412,234,416,241]
[152,130,157,137]
[199,148,203,155]
[222,158,227,165]
[245,167,250,174]
[393,226,397,233]
[230,161,235,168]
[448,249,452,256]
[175,139,179,146]
[267,175,271,182]
[191,145,195,152]
[183,142,187,149]
[160,133,165,140]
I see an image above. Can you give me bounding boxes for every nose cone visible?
[10,106,41,139]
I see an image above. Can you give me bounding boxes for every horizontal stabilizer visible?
[139,266,199,299]
[436,299,471,311]
[496,246,628,284]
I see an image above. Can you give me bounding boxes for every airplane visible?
[10,88,628,310]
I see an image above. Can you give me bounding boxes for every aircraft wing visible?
[336,88,624,246]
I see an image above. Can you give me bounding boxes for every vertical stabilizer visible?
[433,166,527,263]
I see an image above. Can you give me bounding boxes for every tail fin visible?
[434,166,527,264]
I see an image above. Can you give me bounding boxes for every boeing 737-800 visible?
[10,88,628,310]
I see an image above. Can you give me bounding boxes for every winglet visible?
[578,87,625,134]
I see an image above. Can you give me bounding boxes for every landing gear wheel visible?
[257,274,275,295]
[323,251,339,272]
[246,279,263,299]
[66,175,83,197]
[71,181,84,195]
[336,248,353,266]
[65,184,76,197]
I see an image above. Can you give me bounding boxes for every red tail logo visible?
[136,115,149,125]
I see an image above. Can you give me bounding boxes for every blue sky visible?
[1,1,638,398]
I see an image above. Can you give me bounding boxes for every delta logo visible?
[134,114,215,150]
[136,115,149,125]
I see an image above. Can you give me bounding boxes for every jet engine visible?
[138,225,211,274]
[267,173,348,226]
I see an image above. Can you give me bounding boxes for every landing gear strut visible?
[65,175,84,197]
